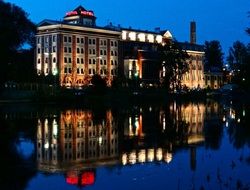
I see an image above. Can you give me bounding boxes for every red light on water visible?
[66,176,78,185]
[81,172,95,185]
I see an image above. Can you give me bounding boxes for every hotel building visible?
[36,6,205,89]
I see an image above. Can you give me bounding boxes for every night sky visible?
[6,0,250,56]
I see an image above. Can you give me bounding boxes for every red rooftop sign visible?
[66,10,94,17]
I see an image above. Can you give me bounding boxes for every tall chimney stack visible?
[190,21,196,44]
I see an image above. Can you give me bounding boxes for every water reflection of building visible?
[121,103,213,166]
[37,110,119,172]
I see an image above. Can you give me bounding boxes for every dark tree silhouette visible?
[0,1,36,84]
[91,74,107,88]
[158,40,189,91]
[227,41,250,90]
[204,40,224,70]
[227,41,248,70]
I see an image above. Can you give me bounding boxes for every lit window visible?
[138,33,146,42]
[129,32,136,41]
[122,31,127,40]
[156,35,162,43]
[147,34,154,43]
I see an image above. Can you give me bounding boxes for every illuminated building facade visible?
[179,43,205,89]
[36,6,205,89]
[36,6,120,87]
[204,68,224,89]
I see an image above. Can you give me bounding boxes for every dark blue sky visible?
[6,0,250,55]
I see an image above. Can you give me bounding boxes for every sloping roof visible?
[74,5,87,12]
[37,19,61,27]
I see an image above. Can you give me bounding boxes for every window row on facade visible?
[37,35,118,46]
[64,67,118,76]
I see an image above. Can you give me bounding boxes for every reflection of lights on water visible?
[243,110,245,117]
[230,108,235,119]
[149,107,152,112]
[237,118,241,123]
[138,150,146,163]
[163,117,166,131]
[129,151,136,164]
[226,121,229,128]
[44,142,49,149]
[53,119,58,137]
[98,137,103,145]
[122,153,127,165]
[156,148,163,161]
[223,116,226,122]
[147,149,154,162]
[135,119,139,129]
[164,152,173,164]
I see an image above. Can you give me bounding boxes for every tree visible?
[0,1,36,84]
[158,40,189,91]
[91,74,107,88]
[204,40,224,69]
[227,41,250,90]
[227,41,248,71]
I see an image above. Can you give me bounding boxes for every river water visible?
[0,99,249,190]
